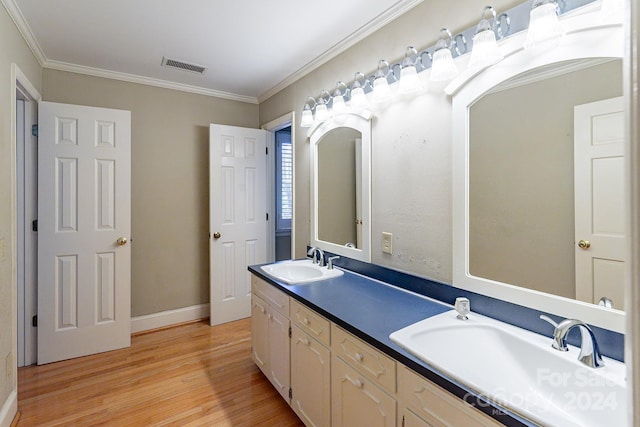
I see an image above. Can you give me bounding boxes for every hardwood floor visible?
[17,319,304,427]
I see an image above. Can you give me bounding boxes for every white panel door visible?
[38,102,131,365]
[574,96,625,309]
[209,124,267,325]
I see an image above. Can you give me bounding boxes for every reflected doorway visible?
[275,126,292,261]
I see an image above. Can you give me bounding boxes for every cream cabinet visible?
[400,408,433,427]
[290,299,332,427]
[251,276,290,402]
[291,325,331,427]
[397,365,502,427]
[332,355,396,427]
[331,325,397,427]
[250,274,507,427]
[250,295,270,373]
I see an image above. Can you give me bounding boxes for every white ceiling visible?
[5,0,422,103]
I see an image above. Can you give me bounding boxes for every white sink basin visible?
[260,259,343,284]
[390,310,626,427]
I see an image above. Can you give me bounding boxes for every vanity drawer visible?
[291,299,331,346]
[331,324,396,393]
[251,275,289,316]
[398,365,502,427]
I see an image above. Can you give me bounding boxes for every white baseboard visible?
[0,390,17,427]
[131,304,209,334]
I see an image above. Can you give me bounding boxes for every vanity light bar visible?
[300,0,597,127]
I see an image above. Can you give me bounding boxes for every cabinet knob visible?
[354,352,364,362]
[303,317,310,325]
[302,338,310,346]
[355,379,364,388]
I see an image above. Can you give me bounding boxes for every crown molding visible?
[43,60,259,104]
[1,0,46,65]
[3,0,422,105]
[257,0,424,103]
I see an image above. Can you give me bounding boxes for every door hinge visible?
[289,387,292,399]
[288,326,292,338]
[266,146,269,155]
[32,315,37,327]
[31,124,38,137]
[266,213,269,221]
[32,220,38,232]
[401,415,405,427]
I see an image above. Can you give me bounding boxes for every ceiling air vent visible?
[161,57,207,74]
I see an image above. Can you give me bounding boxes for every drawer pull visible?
[303,317,310,325]
[268,313,273,320]
[302,338,310,346]
[354,352,364,362]
[345,374,365,389]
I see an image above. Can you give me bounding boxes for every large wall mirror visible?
[309,112,371,262]
[451,8,625,332]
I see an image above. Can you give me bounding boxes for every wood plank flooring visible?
[17,319,304,427]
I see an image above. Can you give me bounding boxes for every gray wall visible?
[259,0,523,281]
[42,69,259,317]
[0,2,42,415]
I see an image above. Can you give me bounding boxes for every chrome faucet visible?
[307,247,326,267]
[540,315,605,368]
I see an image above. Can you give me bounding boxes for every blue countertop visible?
[249,264,535,427]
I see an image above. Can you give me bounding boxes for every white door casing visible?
[38,102,131,365]
[209,124,268,325]
[574,96,625,309]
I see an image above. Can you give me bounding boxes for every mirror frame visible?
[451,6,625,332]
[309,111,372,262]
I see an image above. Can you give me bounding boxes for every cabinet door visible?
[291,326,331,427]
[332,356,396,427]
[268,307,290,401]
[251,295,270,374]
[401,407,433,427]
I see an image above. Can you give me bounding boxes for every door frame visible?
[262,112,296,262]
[11,64,41,370]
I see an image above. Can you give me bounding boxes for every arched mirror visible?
[451,7,625,332]
[309,111,371,262]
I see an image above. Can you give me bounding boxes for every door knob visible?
[213,232,221,239]
[578,239,591,249]
[116,237,128,246]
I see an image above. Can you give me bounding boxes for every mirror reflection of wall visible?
[317,127,361,247]
[469,59,623,306]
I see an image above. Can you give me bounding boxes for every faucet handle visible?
[327,256,340,270]
[455,297,470,320]
[540,314,559,328]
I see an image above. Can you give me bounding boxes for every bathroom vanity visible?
[249,267,512,427]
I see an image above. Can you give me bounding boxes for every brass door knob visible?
[213,232,221,239]
[116,237,128,246]
[578,239,591,249]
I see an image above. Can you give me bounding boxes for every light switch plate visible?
[382,232,393,254]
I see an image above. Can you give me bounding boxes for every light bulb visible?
[398,46,423,94]
[349,72,369,108]
[373,60,392,103]
[468,6,504,68]
[430,28,458,82]
[524,1,564,50]
[300,108,313,128]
